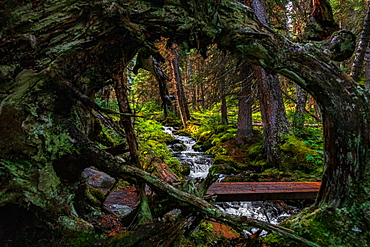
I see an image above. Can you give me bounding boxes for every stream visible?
[164,126,301,234]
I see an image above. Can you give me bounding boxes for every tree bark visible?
[304,0,339,40]
[350,3,370,82]
[365,46,370,89]
[169,44,191,127]
[113,69,153,225]
[133,50,172,117]
[249,0,290,167]
[236,62,254,143]
[256,69,290,167]
[293,85,308,133]
[220,79,229,125]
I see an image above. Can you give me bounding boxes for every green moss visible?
[280,135,323,172]
[37,164,61,194]
[85,186,106,205]
[189,221,217,245]
[236,43,268,59]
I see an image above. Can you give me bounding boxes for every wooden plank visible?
[206,182,321,202]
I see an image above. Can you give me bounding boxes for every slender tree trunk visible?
[113,69,152,225]
[293,85,308,133]
[220,80,228,125]
[350,3,370,81]
[220,97,228,125]
[169,44,191,127]
[236,62,254,144]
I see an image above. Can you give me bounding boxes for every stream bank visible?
[163,126,306,230]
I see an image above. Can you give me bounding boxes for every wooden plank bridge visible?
[206,182,321,202]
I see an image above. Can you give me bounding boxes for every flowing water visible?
[163,126,213,178]
[164,126,301,232]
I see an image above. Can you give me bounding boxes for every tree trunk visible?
[249,0,290,167]
[133,51,172,117]
[169,44,191,127]
[113,69,153,225]
[220,97,228,125]
[350,3,370,82]
[293,85,308,133]
[256,68,290,167]
[365,46,370,89]
[220,79,228,125]
[236,62,254,143]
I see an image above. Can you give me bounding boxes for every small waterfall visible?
[163,126,213,178]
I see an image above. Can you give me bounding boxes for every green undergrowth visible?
[136,118,185,177]
[264,204,370,246]
[185,114,323,182]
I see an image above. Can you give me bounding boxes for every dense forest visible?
[1,0,370,246]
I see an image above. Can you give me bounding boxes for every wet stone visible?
[83,168,116,194]
[108,204,133,217]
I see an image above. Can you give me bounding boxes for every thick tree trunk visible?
[293,85,308,133]
[249,0,290,167]
[169,44,191,127]
[256,68,290,167]
[350,3,370,82]
[236,63,254,143]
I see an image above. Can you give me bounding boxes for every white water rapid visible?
[163,126,213,178]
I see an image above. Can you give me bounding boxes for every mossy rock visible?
[197,130,213,142]
[180,164,191,176]
[209,163,237,175]
[193,144,203,151]
[222,172,260,182]
[213,155,236,166]
[199,141,213,152]
[85,186,106,205]
[174,130,191,137]
[170,143,186,152]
